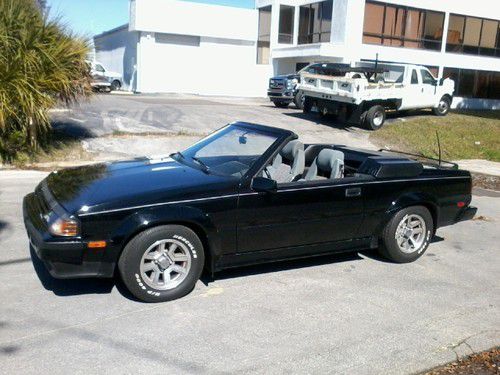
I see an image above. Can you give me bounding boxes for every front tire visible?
[294,91,304,109]
[303,97,312,114]
[118,225,204,302]
[378,206,434,263]
[273,101,289,108]
[433,96,450,116]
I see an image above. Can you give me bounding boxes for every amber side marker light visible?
[88,241,107,249]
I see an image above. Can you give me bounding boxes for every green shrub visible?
[0,0,92,162]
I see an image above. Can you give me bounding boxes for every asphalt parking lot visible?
[0,169,499,374]
[49,93,377,161]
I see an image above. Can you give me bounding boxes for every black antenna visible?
[436,130,442,167]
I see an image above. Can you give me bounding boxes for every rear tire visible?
[378,206,433,263]
[303,97,312,114]
[364,105,386,130]
[273,101,289,108]
[118,225,204,303]
[433,96,450,116]
[294,91,304,109]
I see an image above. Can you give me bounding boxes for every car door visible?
[93,63,106,77]
[236,177,365,254]
[401,68,422,109]
[420,68,439,107]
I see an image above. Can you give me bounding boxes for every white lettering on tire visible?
[173,234,197,258]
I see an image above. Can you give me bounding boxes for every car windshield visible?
[174,124,279,177]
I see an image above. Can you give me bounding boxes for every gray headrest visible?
[316,149,344,172]
[280,140,304,161]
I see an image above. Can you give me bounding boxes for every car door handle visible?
[345,187,362,197]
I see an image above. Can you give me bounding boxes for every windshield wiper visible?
[191,156,210,173]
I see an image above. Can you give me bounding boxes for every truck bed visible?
[299,73,404,105]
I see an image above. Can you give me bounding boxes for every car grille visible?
[269,79,284,89]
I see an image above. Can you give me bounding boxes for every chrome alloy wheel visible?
[373,111,384,126]
[140,239,192,290]
[394,214,427,254]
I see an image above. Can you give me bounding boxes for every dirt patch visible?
[422,347,499,375]
[472,173,500,191]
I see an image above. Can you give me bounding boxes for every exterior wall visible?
[94,25,138,91]
[132,0,271,96]
[136,32,271,96]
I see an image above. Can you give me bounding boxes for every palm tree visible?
[0,0,92,162]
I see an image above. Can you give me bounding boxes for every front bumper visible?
[456,206,477,222]
[23,193,113,279]
[267,89,294,101]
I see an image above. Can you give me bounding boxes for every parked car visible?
[268,63,349,109]
[86,60,123,91]
[299,63,455,130]
[23,122,476,302]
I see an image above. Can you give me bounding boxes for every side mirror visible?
[251,177,277,193]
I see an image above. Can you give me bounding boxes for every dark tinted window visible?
[298,0,333,44]
[411,70,418,84]
[446,14,499,57]
[420,69,435,85]
[257,6,272,64]
[444,67,500,99]
[362,1,444,51]
[278,5,294,44]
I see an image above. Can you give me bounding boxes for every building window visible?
[443,68,500,99]
[446,14,499,57]
[362,1,444,51]
[257,6,271,64]
[278,5,294,44]
[298,0,333,44]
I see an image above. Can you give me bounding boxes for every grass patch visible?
[371,110,500,162]
[7,132,91,168]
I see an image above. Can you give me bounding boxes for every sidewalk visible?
[455,160,500,177]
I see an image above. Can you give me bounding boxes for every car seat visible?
[303,149,344,180]
[268,140,305,183]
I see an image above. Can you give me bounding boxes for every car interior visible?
[263,140,347,184]
[261,140,424,185]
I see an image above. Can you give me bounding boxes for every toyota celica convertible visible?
[23,122,477,302]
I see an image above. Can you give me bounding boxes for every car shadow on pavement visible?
[201,251,364,284]
[283,111,363,132]
[30,245,115,297]
[0,220,9,236]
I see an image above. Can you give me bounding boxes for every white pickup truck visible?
[298,63,455,130]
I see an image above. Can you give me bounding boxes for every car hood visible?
[270,74,298,80]
[45,157,236,215]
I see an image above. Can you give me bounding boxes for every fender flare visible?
[107,205,220,270]
[375,192,439,236]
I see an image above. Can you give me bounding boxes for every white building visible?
[94,0,500,108]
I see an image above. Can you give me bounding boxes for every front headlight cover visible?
[49,217,80,237]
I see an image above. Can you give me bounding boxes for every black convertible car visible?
[23,122,476,302]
